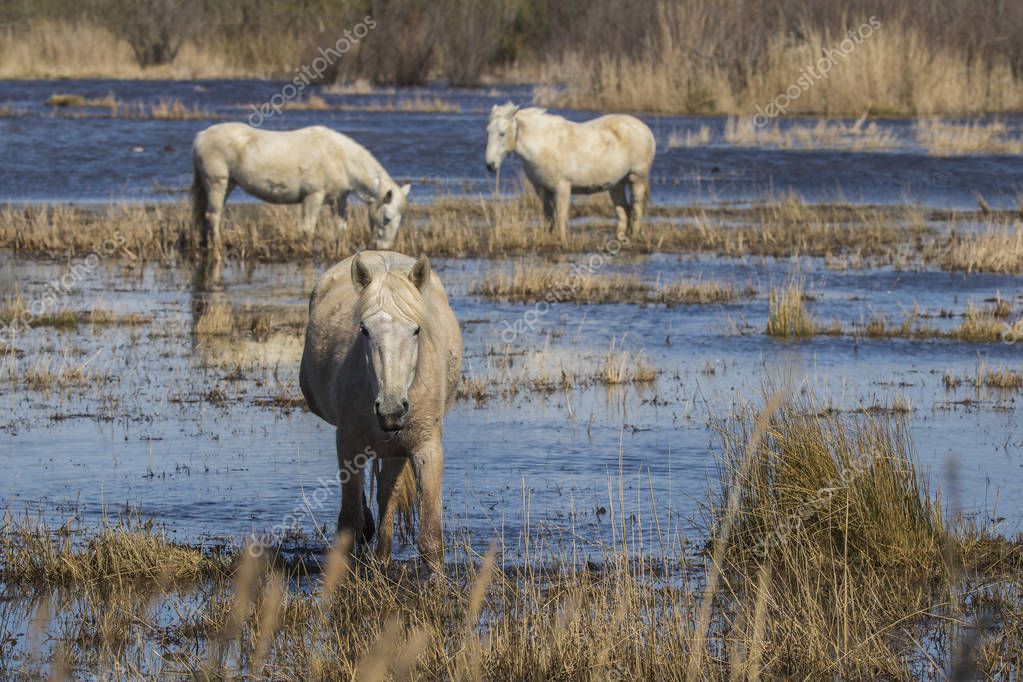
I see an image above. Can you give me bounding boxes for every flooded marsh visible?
[1,80,1022,679]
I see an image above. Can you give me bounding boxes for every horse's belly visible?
[571,184,614,195]
[237,176,303,204]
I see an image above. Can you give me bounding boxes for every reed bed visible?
[472,262,753,306]
[724,114,900,151]
[2,391,1020,679]
[0,198,948,264]
[283,94,461,114]
[45,94,218,120]
[0,198,1020,278]
[915,118,1023,156]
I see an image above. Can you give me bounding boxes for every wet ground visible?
[1,79,1021,563]
[2,247,1020,561]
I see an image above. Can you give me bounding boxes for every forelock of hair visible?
[356,268,428,329]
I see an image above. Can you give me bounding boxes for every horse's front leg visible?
[554,181,571,244]
[412,439,444,571]
[335,430,375,547]
[374,458,413,563]
[300,191,326,236]
[333,194,349,237]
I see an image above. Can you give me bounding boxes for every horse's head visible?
[486,102,519,172]
[351,253,431,432]
[368,180,411,250]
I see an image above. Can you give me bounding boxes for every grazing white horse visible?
[485,103,656,242]
[191,123,410,257]
[299,251,462,570]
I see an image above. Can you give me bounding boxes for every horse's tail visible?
[190,155,208,250]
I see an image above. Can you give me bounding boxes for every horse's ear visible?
[408,255,430,291]
[351,253,373,291]
[399,183,411,199]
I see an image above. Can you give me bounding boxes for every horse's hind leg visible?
[554,181,571,244]
[627,173,649,238]
[610,181,630,240]
[203,177,231,257]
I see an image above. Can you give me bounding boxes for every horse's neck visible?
[338,137,391,200]
[513,114,554,164]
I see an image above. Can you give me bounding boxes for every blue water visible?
[1,79,1021,209]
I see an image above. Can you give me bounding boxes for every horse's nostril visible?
[374,400,381,413]
[401,400,409,413]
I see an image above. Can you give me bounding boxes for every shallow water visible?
[2,247,1020,562]
[1,79,1022,208]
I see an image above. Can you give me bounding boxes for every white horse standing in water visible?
[300,251,462,571]
[191,123,410,257]
[485,104,656,243]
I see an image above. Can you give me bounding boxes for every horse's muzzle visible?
[486,162,497,173]
[375,399,409,432]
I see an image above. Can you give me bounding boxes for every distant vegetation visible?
[1,0,1022,114]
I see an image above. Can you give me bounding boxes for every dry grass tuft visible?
[725,114,899,151]
[767,282,816,338]
[600,337,657,385]
[916,118,1023,156]
[472,263,752,306]
[941,223,1023,274]
[0,515,231,587]
[281,94,460,114]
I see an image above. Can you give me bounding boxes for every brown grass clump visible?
[954,303,1015,343]
[766,282,817,338]
[192,302,306,340]
[472,262,753,306]
[711,392,952,678]
[44,93,87,107]
[941,223,1023,274]
[281,94,460,114]
[599,338,657,385]
[0,515,230,587]
[724,114,899,151]
[916,118,1023,156]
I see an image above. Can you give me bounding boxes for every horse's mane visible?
[355,256,430,330]
[517,107,548,118]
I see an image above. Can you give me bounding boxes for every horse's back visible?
[585,114,656,165]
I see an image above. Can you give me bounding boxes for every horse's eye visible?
[360,324,369,337]
[413,326,421,337]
